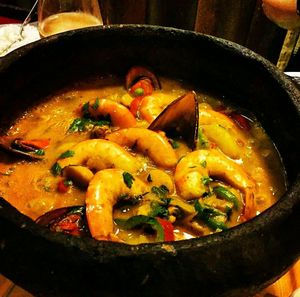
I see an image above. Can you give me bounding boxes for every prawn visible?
[105,128,178,168]
[86,169,148,241]
[139,94,176,123]
[86,98,136,128]
[174,149,256,219]
[57,139,145,174]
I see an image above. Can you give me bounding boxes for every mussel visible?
[36,206,90,237]
[125,65,161,90]
[0,137,49,160]
[149,91,199,149]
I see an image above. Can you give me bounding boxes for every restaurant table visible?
[0,259,299,296]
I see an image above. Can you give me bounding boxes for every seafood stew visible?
[0,66,286,245]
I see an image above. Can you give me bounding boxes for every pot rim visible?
[0,24,299,259]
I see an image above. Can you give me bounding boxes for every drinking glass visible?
[38,0,103,37]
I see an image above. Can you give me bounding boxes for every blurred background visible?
[0,0,298,69]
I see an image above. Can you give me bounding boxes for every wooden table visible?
[0,260,299,297]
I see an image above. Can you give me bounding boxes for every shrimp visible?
[105,128,178,168]
[86,169,148,241]
[57,139,145,174]
[139,94,175,123]
[199,105,247,159]
[87,98,136,128]
[174,149,256,219]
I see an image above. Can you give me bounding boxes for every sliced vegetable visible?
[115,215,165,241]
[57,179,71,193]
[156,217,174,241]
[213,186,240,209]
[194,199,228,231]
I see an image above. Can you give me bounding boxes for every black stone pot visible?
[0,25,299,297]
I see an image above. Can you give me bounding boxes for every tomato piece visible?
[130,78,154,97]
[130,96,143,117]
[57,180,70,193]
[156,217,175,241]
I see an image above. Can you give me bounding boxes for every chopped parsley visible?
[201,176,213,186]
[51,162,62,176]
[68,118,110,133]
[35,149,45,156]
[92,98,100,110]
[151,185,169,198]
[200,160,207,168]
[59,150,75,159]
[170,139,180,149]
[81,102,90,117]
[122,172,135,189]
[63,180,73,187]
[198,128,209,149]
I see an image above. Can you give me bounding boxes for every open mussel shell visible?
[0,136,44,160]
[36,206,90,237]
[125,65,161,90]
[149,91,199,149]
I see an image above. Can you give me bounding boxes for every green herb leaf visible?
[202,176,213,186]
[198,128,209,149]
[81,102,90,117]
[35,149,45,156]
[92,98,100,110]
[51,162,62,176]
[68,118,87,132]
[213,186,240,209]
[151,185,169,198]
[200,160,207,168]
[63,180,73,187]
[59,150,75,159]
[149,201,169,219]
[170,139,180,149]
[68,118,110,133]
[122,172,135,189]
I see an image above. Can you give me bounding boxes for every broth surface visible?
[0,75,286,244]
